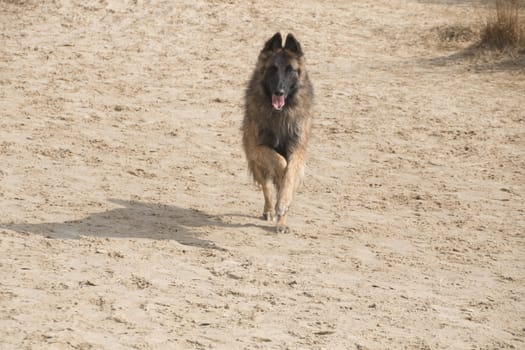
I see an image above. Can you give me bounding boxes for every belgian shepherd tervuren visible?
[242,32,314,233]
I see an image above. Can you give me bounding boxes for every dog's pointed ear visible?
[284,33,303,56]
[262,32,283,52]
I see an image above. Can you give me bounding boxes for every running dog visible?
[242,32,314,233]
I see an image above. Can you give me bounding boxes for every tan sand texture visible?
[1,0,524,349]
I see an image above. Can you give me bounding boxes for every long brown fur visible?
[242,33,314,233]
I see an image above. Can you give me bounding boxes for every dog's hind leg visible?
[252,166,275,221]
[261,178,274,221]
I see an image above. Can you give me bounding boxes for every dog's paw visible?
[262,211,274,222]
[276,224,290,234]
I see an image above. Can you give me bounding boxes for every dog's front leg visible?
[275,150,305,233]
[250,146,287,221]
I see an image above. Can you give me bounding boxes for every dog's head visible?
[258,33,305,112]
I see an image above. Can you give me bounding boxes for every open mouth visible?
[272,94,285,111]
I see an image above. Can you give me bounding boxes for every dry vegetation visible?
[481,0,525,49]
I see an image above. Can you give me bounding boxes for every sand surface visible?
[1,0,524,349]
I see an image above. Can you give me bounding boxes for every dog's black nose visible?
[275,89,285,96]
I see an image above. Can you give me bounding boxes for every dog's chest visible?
[258,119,300,160]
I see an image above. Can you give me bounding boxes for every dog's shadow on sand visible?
[1,199,269,250]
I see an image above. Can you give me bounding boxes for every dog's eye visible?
[287,66,299,76]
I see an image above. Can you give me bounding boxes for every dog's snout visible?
[275,89,285,96]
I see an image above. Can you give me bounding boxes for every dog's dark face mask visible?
[260,33,303,112]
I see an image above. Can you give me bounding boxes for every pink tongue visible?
[272,95,285,110]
